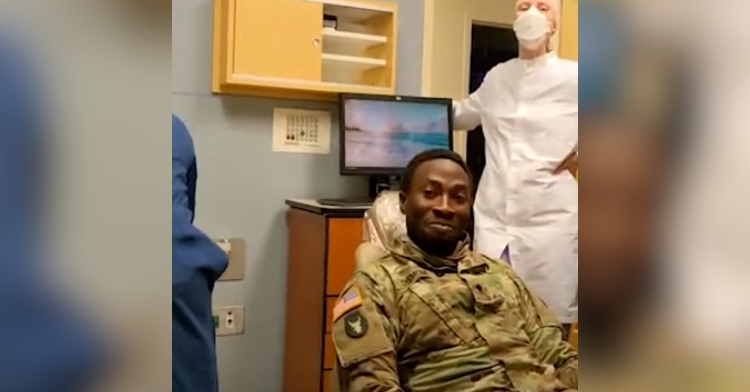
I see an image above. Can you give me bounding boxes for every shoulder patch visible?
[332,288,363,322]
[332,303,393,368]
[343,310,368,339]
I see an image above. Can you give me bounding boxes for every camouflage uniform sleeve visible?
[333,267,404,392]
[513,276,578,389]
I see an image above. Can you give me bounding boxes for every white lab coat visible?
[455,52,578,323]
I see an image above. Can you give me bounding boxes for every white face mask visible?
[513,7,550,47]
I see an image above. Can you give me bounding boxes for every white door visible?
[421,0,573,158]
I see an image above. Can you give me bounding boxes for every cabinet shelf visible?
[322,28,387,54]
[313,0,393,23]
[322,53,385,70]
[212,0,398,101]
[321,53,386,86]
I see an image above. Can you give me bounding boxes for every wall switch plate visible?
[215,238,246,281]
[213,306,245,337]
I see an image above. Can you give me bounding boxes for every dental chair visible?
[355,190,407,268]
[329,191,404,392]
[569,325,578,349]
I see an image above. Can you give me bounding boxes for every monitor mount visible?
[369,175,401,199]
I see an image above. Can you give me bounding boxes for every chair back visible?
[357,191,406,268]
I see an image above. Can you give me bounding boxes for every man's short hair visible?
[400,149,473,193]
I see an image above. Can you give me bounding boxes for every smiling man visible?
[332,149,578,392]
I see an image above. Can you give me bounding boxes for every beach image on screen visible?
[343,99,450,169]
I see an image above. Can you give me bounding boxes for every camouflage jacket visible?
[332,237,578,392]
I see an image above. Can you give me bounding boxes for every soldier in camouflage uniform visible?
[332,149,578,392]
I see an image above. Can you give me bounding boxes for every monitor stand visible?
[316,176,401,207]
[369,175,400,199]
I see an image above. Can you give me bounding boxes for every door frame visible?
[420,0,565,158]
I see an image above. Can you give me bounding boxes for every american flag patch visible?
[332,288,363,322]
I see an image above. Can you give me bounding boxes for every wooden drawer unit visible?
[326,218,363,295]
[283,199,369,392]
[323,371,333,392]
[325,297,336,333]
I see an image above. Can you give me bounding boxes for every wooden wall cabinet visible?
[212,0,398,101]
[283,200,369,392]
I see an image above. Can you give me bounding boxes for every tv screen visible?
[341,96,452,173]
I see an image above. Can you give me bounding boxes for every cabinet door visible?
[233,0,323,81]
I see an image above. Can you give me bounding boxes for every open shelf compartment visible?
[317,0,395,88]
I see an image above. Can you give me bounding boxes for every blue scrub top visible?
[0,34,108,392]
[172,115,228,392]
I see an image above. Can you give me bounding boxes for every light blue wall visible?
[172,1,425,391]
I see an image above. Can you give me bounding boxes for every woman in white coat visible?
[454,0,578,324]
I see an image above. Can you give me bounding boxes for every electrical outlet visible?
[213,306,245,337]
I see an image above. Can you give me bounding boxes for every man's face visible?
[400,159,472,255]
[516,0,557,34]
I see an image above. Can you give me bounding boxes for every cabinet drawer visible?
[326,218,363,295]
[325,296,337,333]
[323,370,333,392]
[324,333,336,370]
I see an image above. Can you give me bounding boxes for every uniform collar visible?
[392,235,488,274]
[519,50,557,73]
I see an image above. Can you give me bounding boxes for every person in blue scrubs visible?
[173,115,229,392]
[0,33,108,392]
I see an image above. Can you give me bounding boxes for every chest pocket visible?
[408,281,477,345]
[462,273,531,355]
